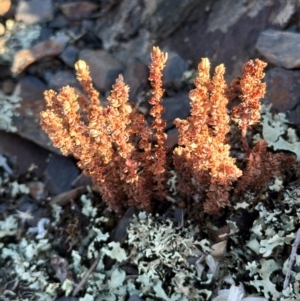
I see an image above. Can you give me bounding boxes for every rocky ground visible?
[1,1,300,301]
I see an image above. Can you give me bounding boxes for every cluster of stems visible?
[41,46,294,215]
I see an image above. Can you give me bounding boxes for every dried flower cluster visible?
[40,47,295,215]
[40,48,169,213]
[173,59,242,214]
[235,139,295,194]
[230,59,267,156]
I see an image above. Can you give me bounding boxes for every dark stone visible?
[13,75,46,101]
[48,70,79,90]
[48,13,69,29]
[12,34,69,74]
[95,0,144,50]
[269,1,297,28]
[60,45,79,68]
[11,76,54,152]
[43,153,80,195]
[15,0,54,24]
[0,131,79,195]
[162,92,190,130]
[264,67,300,126]
[161,0,279,81]
[0,130,49,177]
[147,0,200,39]
[79,49,123,91]
[36,26,54,43]
[123,58,148,103]
[163,51,188,85]
[287,105,300,127]
[256,29,300,69]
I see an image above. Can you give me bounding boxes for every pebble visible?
[16,0,54,24]
[59,45,79,67]
[163,51,188,85]
[162,92,191,130]
[256,29,300,69]
[11,34,69,74]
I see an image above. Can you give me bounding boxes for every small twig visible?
[72,253,101,296]
[283,228,300,289]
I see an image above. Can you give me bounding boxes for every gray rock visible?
[163,51,188,85]
[13,75,46,101]
[11,34,69,74]
[270,1,296,28]
[256,29,300,69]
[44,153,80,195]
[16,0,54,24]
[60,45,79,67]
[147,0,200,39]
[79,49,123,91]
[48,70,79,91]
[0,131,79,194]
[49,13,69,29]
[123,58,148,103]
[95,0,144,50]
[264,67,300,126]
[113,29,152,66]
[161,0,278,82]
[162,92,190,130]
[94,0,199,67]
[0,131,49,177]
[11,76,57,153]
[208,0,270,33]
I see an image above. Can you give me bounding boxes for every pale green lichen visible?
[81,194,98,218]
[0,215,18,238]
[227,189,300,301]
[0,95,21,133]
[9,180,30,197]
[261,105,300,160]
[1,176,300,301]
